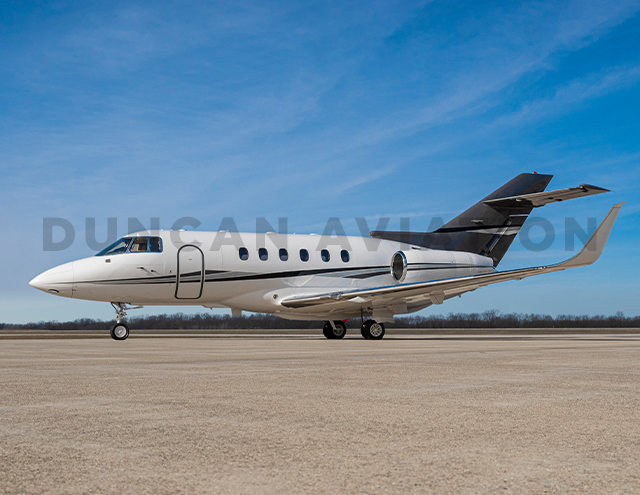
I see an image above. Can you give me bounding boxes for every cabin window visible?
[130,238,148,252]
[259,248,268,261]
[341,250,350,262]
[321,249,330,262]
[95,238,131,256]
[300,249,309,262]
[279,248,288,261]
[239,247,249,261]
[149,237,162,252]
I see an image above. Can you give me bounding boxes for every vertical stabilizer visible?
[370,173,554,266]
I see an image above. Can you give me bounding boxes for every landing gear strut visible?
[110,303,142,341]
[361,320,385,340]
[323,320,347,339]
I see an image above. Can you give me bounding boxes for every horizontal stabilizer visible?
[369,174,611,267]
[484,184,609,209]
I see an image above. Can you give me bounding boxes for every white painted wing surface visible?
[280,203,624,310]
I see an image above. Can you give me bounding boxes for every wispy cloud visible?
[322,0,640,152]
[492,65,640,127]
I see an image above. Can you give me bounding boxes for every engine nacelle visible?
[389,248,493,284]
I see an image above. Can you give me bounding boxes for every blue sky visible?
[1,0,639,324]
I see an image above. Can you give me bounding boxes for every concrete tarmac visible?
[1,334,639,494]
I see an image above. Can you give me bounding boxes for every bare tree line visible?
[2,310,637,330]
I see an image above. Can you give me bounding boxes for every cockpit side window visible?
[149,237,162,252]
[96,238,131,256]
[130,238,148,252]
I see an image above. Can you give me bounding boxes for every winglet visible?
[556,202,625,269]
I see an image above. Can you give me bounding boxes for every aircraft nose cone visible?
[29,262,75,297]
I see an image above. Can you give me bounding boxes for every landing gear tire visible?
[110,322,130,341]
[323,321,347,339]
[361,320,385,340]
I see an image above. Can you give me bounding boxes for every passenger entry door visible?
[175,245,204,299]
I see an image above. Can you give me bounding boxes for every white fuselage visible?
[30,230,495,320]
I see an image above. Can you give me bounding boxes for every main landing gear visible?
[361,320,385,340]
[110,302,142,341]
[323,320,347,339]
[321,319,386,340]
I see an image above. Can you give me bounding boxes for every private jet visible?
[30,173,623,340]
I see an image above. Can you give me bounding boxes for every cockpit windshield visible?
[96,238,131,256]
[95,236,163,256]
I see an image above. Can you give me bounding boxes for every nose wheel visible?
[109,302,142,340]
[361,320,385,340]
[110,322,130,340]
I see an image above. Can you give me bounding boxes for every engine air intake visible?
[391,251,407,282]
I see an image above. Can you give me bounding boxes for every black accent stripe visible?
[202,265,389,282]
[76,266,387,285]
[74,262,480,286]
[344,270,389,279]
[78,270,228,285]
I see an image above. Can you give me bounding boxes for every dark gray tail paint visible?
[370,173,554,267]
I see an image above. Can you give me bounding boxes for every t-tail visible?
[370,173,610,266]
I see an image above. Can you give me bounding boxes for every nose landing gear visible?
[110,302,143,341]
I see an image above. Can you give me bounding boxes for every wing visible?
[280,203,624,311]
